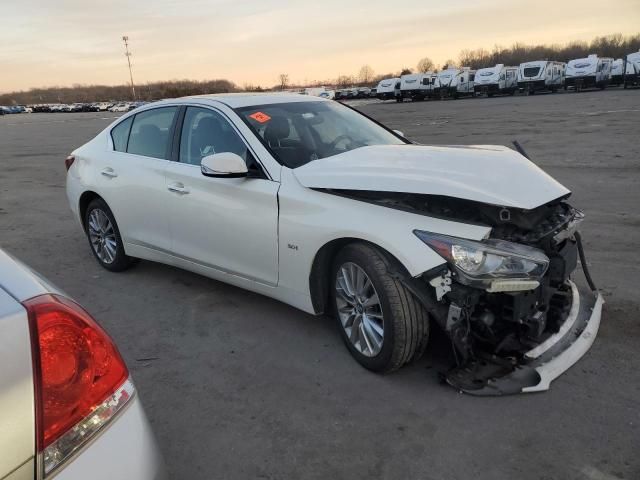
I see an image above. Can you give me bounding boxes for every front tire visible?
[331,243,429,373]
[84,198,135,272]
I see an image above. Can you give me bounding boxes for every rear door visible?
[164,106,280,285]
[95,106,178,252]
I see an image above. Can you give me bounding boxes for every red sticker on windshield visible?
[249,111,271,123]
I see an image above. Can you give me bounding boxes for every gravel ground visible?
[1,88,638,480]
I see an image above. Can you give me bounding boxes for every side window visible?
[179,107,249,166]
[127,107,177,159]
[111,116,133,152]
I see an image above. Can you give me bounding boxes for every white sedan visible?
[0,248,166,479]
[65,93,602,395]
[109,103,130,112]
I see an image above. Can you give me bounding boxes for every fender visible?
[276,168,491,306]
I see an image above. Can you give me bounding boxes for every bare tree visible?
[416,57,435,73]
[336,75,354,88]
[399,67,412,75]
[358,65,375,84]
[442,59,456,69]
[279,74,289,91]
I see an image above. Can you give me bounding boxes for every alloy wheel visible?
[87,209,117,264]
[335,262,384,357]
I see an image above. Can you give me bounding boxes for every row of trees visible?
[458,33,640,70]
[0,79,236,106]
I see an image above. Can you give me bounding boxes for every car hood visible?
[293,144,570,210]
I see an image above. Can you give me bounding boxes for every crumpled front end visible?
[338,189,602,395]
[411,199,602,395]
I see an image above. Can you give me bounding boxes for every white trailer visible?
[611,59,624,86]
[517,60,565,94]
[623,50,640,88]
[473,64,518,96]
[375,77,401,101]
[400,73,434,100]
[434,67,475,99]
[565,54,613,90]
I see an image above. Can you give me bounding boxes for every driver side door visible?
[164,106,280,286]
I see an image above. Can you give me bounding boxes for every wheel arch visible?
[78,190,103,230]
[308,237,412,315]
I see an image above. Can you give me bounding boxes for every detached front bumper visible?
[447,281,603,395]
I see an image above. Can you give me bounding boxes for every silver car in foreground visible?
[0,248,165,479]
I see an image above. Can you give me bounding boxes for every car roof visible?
[182,92,327,108]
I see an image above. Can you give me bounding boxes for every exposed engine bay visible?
[321,189,599,395]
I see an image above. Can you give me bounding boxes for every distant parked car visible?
[0,247,167,479]
[128,102,144,111]
[369,88,377,97]
[0,106,6,115]
[357,87,371,98]
[81,103,99,112]
[109,103,130,112]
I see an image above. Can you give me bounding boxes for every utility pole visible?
[122,36,136,100]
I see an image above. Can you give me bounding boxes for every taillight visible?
[24,294,133,476]
[64,155,75,171]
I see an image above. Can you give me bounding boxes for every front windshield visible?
[235,101,406,168]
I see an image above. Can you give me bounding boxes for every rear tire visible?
[331,243,429,373]
[84,198,136,272]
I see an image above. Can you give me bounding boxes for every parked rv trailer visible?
[376,77,400,100]
[434,67,475,99]
[400,73,434,100]
[611,59,624,86]
[517,60,565,94]
[623,50,640,88]
[473,64,518,96]
[565,54,613,90]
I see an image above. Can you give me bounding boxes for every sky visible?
[1,0,638,93]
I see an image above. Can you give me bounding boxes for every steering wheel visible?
[330,135,353,149]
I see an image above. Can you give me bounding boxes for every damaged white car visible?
[65,93,603,395]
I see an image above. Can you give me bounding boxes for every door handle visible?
[167,183,190,195]
[100,168,118,178]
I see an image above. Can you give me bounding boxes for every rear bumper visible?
[566,76,601,88]
[447,281,603,395]
[55,396,167,480]
[401,89,424,98]
[518,80,547,91]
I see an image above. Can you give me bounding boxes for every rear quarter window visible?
[111,117,133,152]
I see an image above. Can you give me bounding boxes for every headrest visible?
[196,116,223,133]
[264,116,290,142]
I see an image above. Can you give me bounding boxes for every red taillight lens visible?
[24,294,129,462]
[64,155,75,171]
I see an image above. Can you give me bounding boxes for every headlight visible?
[414,230,549,288]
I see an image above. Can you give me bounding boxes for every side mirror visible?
[201,152,248,178]
[393,129,405,138]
